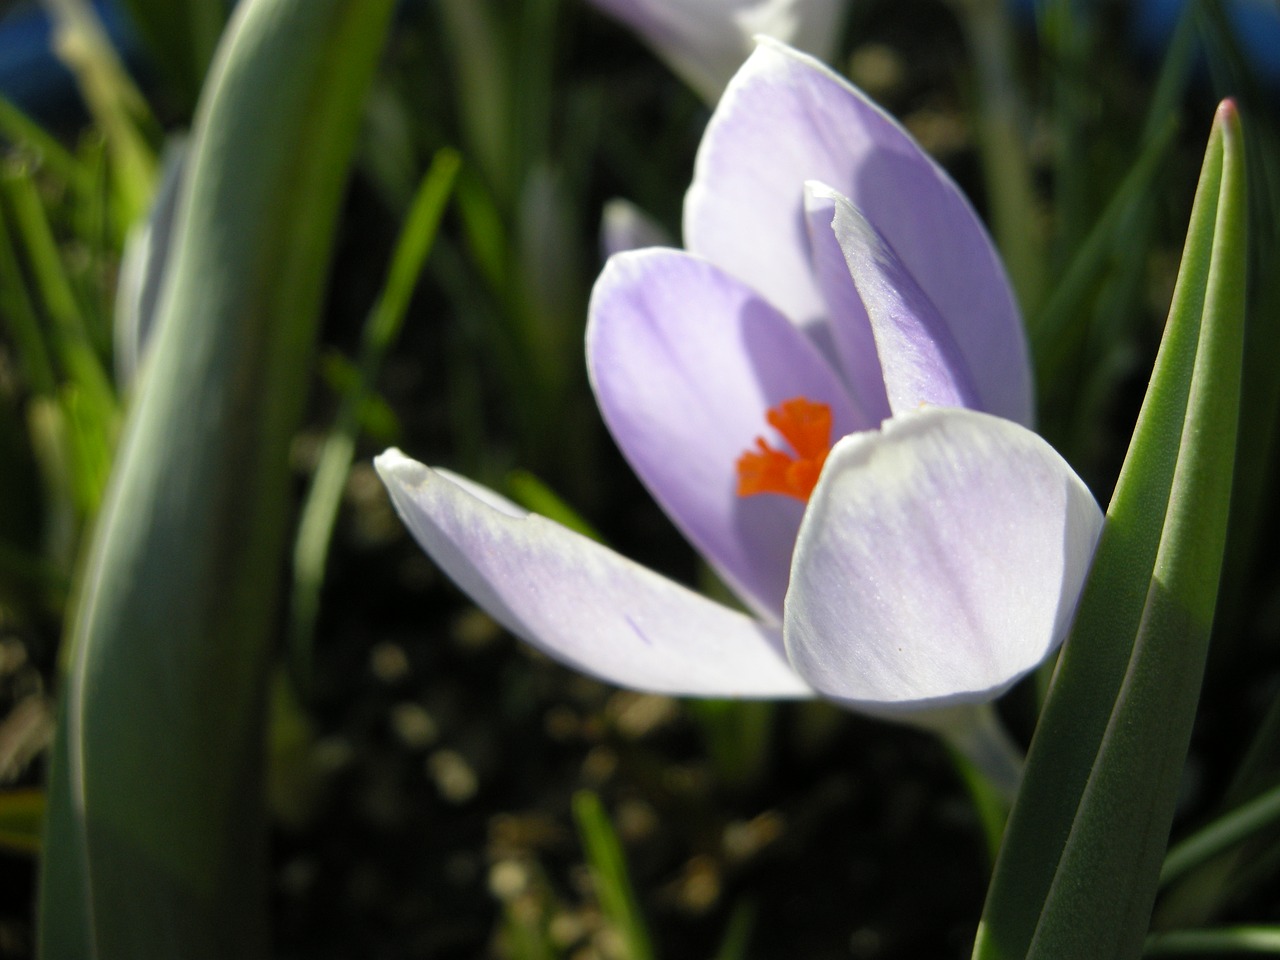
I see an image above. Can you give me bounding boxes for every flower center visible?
[735,397,834,502]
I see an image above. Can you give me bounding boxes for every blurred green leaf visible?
[1030,118,1178,405]
[1033,2,1196,456]
[437,0,511,199]
[0,788,44,855]
[972,101,1247,960]
[1160,782,1280,888]
[0,98,87,194]
[0,202,57,399]
[289,147,459,686]
[712,901,756,960]
[42,0,158,225]
[36,0,396,956]
[1145,925,1280,955]
[954,0,1045,315]
[572,790,657,960]
[686,698,774,794]
[505,469,601,541]
[114,0,228,112]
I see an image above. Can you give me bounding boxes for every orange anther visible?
[736,397,833,502]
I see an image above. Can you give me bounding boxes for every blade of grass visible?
[0,789,44,855]
[289,147,459,688]
[0,97,88,192]
[2,163,116,411]
[954,0,1046,315]
[437,0,511,200]
[0,203,57,398]
[3,167,119,519]
[41,0,157,224]
[1160,782,1280,888]
[1145,926,1280,955]
[113,0,227,111]
[1032,2,1196,436]
[713,901,756,960]
[504,469,601,541]
[572,791,657,960]
[1030,118,1178,404]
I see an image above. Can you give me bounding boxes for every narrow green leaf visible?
[289,148,458,686]
[437,0,512,200]
[686,698,774,794]
[572,791,657,960]
[113,0,227,112]
[505,469,602,541]
[1145,926,1280,956]
[955,0,1046,315]
[1030,118,1178,400]
[1160,782,1280,888]
[0,97,87,193]
[0,788,44,855]
[712,901,756,960]
[42,0,158,225]
[2,164,116,415]
[36,0,396,957]
[0,203,58,398]
[973,101,1247,960]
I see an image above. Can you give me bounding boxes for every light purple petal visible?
[588,0,848,102]
[819,183,983,415]
[802,184,889,422]
[588,248,865,621]
[685,39,1032,425]
[784,407,1103,714]
[376,450,813,699]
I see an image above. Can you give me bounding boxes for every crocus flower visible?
[587,0,850,102]
[377,41,1103,782]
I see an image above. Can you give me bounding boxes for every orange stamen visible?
[736,397,834,502]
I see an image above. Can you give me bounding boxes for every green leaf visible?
[113,0,227,114]
[1159,782,1280,888]
[289,148,459,686]
[0,788,44,855]
[972,100,1247,960]
[572,791,657,960]
[36,0,396,957]
[1145,925,1280,956]
[41,0,158,225]
[505,469,602,542]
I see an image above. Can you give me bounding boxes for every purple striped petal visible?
[588,248,865,621]
[803,184,890,422]
[784,407,1103,714]
[376,451,813,698]
[685,39,1032,425]
[819,184,983,415]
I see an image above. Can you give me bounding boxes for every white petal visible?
[819,184,982,415]
[784,408,1103,714]
[377,450,813,699]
